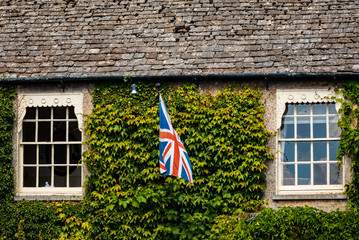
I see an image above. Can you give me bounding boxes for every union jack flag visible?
[159,93,193,183]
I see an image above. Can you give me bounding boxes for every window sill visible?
[14,194,83,201]
[273,194,347,201]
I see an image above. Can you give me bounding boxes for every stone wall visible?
[11,79,349,210]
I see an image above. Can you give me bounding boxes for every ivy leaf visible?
[106,204,115,211]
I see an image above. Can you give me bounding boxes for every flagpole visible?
[155,82,161,94]
[155,83,161,106]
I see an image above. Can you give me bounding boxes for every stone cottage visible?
[1,0,359,212]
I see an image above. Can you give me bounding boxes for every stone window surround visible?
[275,89,347,200]
[15,93,84,201]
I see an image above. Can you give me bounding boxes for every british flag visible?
[159,93,193,184]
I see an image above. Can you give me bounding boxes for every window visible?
[277,90,344,195]
[16,94,84,200]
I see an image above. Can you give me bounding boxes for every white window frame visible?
[15,93,84,200]
[276,89,345,195]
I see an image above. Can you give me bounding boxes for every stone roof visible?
[0,0,359,79]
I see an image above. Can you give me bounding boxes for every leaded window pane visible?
[70,167,82,187]
[313,141,327,161]
[285,104,294,115]
[54,145,67,164]
[53,107,66,119]
[281,142,295,162]
[330,163,342,185]
[314,164,327,185]
[282,165,295,186]
[53,121,66,141]
[24,107,36,119]
[313,117,326,138]
[54,167,67,187]
[329,141,339,161]
[70,144,82,164]
[69,122,82,141]
[298,164,311,185]
[24,145,36,164]
[328,103,337,114]
[297,117,310,138]
[297,141,310,162]
[23,167,36,187]
[38,108,51,119]
[23,122,35,142]
[38,122,51,142]
[297,104,310,115]
[281,117,294,139]
[39,167,51,187]
[313,103,326,115]
[329,116,341,138]
[39,145,51,164]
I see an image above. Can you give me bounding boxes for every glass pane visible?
[298,164,311,185]
[330,163,342,185]
[282,165,295,186]
[24,107,36,119]
[54,166,67,187]
[23,122,36,142]
[70,166,81,187]
[281,117,294,139]
[54,107,66,119]
[38,122,51,142]
[69,107,77,119]
[328,103,337,114]
[313,141,327,161]
[313,103,326,115]
[54,144,67,164]
[297,117,310,138]
[297,104,310,115]
[39,145,51,164]
[23,167,36,187]
[69,122,82,141]
[24,145,36,164]
[314,163,327,185]
[53,121,66,141]
[281,142,295,162]
[284,104,294,116]
[39,167,51,187]
[329,141,339,161]
[329,116,341,138]
[38,107,51,119]
[297,141,310,162]
[70,144,82,164]
[313,117,326,138]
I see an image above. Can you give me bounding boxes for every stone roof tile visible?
[1,0,359,79]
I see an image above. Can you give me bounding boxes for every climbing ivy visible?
[0,84,16,201]
[0,200,62,239]
[337,81,359,210]
[210,206,359,239]
[80,82,273,239]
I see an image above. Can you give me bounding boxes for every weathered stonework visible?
[1,0,359,79]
